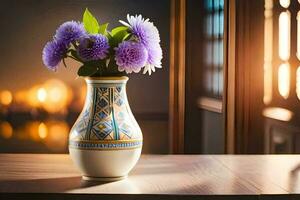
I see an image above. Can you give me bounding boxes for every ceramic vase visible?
[69,76,143,181]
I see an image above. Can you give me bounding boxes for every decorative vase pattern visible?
[69,76,142,181]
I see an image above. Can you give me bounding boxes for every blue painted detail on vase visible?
[69,77,143,149]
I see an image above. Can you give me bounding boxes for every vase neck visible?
[84,77,129,110]
[85,76,129,84]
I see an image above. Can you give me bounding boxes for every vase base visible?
[69,147,141,182]
[82,175,127,182]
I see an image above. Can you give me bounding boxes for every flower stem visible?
[62,58,68,68]
[67,55,83,63]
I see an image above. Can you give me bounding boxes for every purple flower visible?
[55,21,86,45]
[120,15,160,48]
[143,44,163,75]
[77,34,110,61]
[120,15,163,75]
[115,41,148,73]
[42,40,67,71]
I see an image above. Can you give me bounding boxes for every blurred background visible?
[0,0,169,153]
[2,0,300,155]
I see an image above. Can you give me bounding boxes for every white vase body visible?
[69,76,142,181]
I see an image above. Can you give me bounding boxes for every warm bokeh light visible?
[264,0,273,105]
[278,63,290,99]
[27,86,41,108]
[26,121,42,141]
[14,90,27,105]
[80,85,87,103]
[17,79,74,113]
[297,11,300,60]
[279,0,290,8]
[44,121,69,152]
[297,67,300,100]
[23,120,69,151]
[42,79,73,113]
[263,107,293,121]
[264,63,273,105]
[38,122,48,139]
[279,11,290,61]
[37,88,47,103]
[0,121,13,139]
[0,90,13,106]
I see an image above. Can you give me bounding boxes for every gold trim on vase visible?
[85,76,129,82]
[69,146,142,151]
[69,139,143,150]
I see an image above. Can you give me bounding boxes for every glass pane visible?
[185,0,225,153]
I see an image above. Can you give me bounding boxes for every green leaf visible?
[99,23,109,34]
[109,26,129,47]
[111,26,128,36]
[77,65,98,77]
[105,31,113,38]
[114,30,128,42]
[109,30,128,47]
[123,33,131,41]
[83,8,99,34]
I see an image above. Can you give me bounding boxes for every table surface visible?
[1,154,300,199]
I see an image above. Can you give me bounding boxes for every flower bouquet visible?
[42,8,162,76]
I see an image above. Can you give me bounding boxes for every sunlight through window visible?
[296,67,300,100]
[297,11,300,60]
[279,0,290,8]
[263,0,273,105]
[278,63,290,99]
[279,11,291,61]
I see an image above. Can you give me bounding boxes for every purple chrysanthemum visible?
[77,34,110,61]
[55,21,86,45]
[120,15,162,75]
[115,41,148,73]
[120,15,160,48]
[42,40,67,71]
[143,44,163,75]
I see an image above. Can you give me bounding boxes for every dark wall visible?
[0,0,170,114]
[185,0,225,154]
[0,0,170,153]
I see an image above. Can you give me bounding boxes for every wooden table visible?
[1,154,300,199]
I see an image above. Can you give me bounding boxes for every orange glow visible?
[297,67,300,100]
[279,0,290,8]
[278,63,290,99]
[24,79,73,112]
[264,63,272,104]
[26,121,69,147]
[44,121,69,152]
[0,90,13,106]
[263,0,273,105]
[279,11,291,61]
[0,121,13,139]
[297,12,300,60]
[38,122,48,139]
[80,85,87,105]
[37,88,47,103]
[26,121,41,141]
[263,107,293,121]
[42,79,72,113]
[15,90,27,105]
[27,86,41,107]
